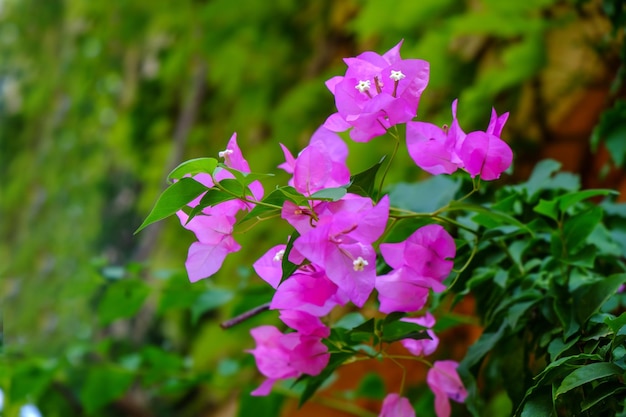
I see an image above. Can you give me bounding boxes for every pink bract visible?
[324,40,430,142]
[379,393,416,417]
[401,313,439,356]
[427,360,468,417]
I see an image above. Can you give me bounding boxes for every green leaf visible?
[98,279,150,324]
[280,230,300,284]
[534,198,559,220]
[297,352,353,406]
[563,206,603,254]
[333,312,367,329]
[449,201,534,235]
[167,157,218,182]
[80,365,134,414]
[573,273,626,324]
[135,178,208,233]
[347,156,386,198]
[309,187,347,201]
[186,188,238,222]
[462,321,507,370]
[241,187,290,222]
[381,320,428,343]
[389,175,461,213]
[580,382,626,412]
[518,387,556,417]
[604,311,626,334]
[558,189,618,212]
[555,362,624,397]
[218,164,275,186]
[520,159,562,200]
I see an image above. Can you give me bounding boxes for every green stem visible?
[376,128,401,200]
[211,175,283,210]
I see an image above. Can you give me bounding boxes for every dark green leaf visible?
[381,320,428,343]
[555,362,624,397]
[297,352,352,406]
[573,273,626,324]
[581,382,626,412]
[462,321,507,371]
[280,230,300,284]
[563,206,603,254]
[186,188,238,222]
[347,156,386,198]
[448,202,534,235]
[135,178,208,233]
[604,311,626,334]
[167,157,218,183]
[518,387,556,417]
[241,187,290,222]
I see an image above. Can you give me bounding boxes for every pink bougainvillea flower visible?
[376,224,455,312]
[380,224,456,286]
[407,100,513,180]
[279,126,350,195]
[217,132,264,202]
[427,360,468,417]
[271,266,345,316]
[177,133,264,282]
[252,244,287,289]
[292,195,389,307]
[406,99,465,175]
[401,312,439,356]
[457,130,513,181]
[375,267,431,313]
[324,40,430,142]
[248,325,329,396]
[176,211,240,282]
[278,310,330,338]
[379,393,416,417]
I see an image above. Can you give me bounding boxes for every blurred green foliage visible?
[0,0,623,416]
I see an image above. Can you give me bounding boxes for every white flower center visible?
[273,249,285,262]
[390,70,405,81]
[355,80,371,93]
[219,149,234,158]
[353,256,369,271]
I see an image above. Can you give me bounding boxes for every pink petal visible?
[185,237,240,282]
[379,393,416,417]
[253,245,287,289]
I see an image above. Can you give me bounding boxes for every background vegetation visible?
[1,0,624,415]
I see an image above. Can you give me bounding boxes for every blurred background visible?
[1,0,624,416]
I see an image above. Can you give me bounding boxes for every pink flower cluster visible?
[173,40,510,417]
[407,100,513,180]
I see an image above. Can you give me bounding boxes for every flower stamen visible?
[353,256,369,271]
[355,80,373,98]
[390,70,405,97]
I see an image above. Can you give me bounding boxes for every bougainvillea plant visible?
[138,40,626,416]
